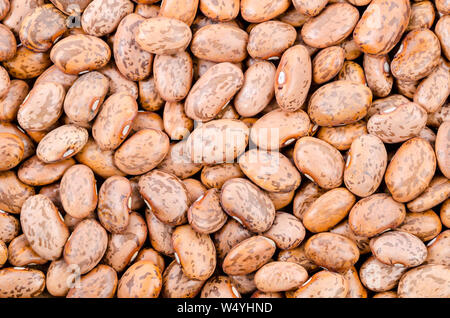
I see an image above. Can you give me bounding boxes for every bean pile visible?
[0,0,449,299]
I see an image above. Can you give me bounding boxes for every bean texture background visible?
[0,0,448,300]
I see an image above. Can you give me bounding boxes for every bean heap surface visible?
[0,0,449,299]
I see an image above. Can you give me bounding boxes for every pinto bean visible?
[293,137,345,189]
[172,224,216,281]
[370,230,427,267]
[349,193,406,238]
[385,137,436,202]
[20,194,69,260]
[50,35,111,75]
[135,17,192,55]
[353,0,411,55]
[0,267,45,298]
[275,45,311,112]
[305,232,360,273]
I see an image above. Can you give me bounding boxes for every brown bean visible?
[222,235,276,275]
[367,94,410,118]
[2,0,44,34]
[117,260,162,298]
[407,1,435,31]
[98,176,131,234]
[277,244,318,273]
[251,108,311,150]
[153,51,193,102]
[81,0,133,37]
[185,63,243,122]
[359,256,407,292]
[337,61,366,85]
[191,23,248,63]
[308,80,372,127]
[172,224,216,281]
[0,267,45,298]
[50,35,111,75]
[391,29,441,82]
[398,210,442,242]
[240,0,290,23]
[353,0,411,55]
[263,212,305,250]
[247,21,296,60]
[20,194,69,260]
[161,260,205,298]
[213,218,252,260]
[18,155,75,187]
[370,230,427,267]
[36,125,89,163]
[435,15,450,60]
[398,264,450,298]
[0,171,35,214]
[363,54,393,97]
[139,170,189,226]
[344,134,387,197]
[255,261,308,292]
[0,133,24,171]
[102,212,147,272]
[92,92,138,151]
[313,46,345,84]
[436,121,450,179]
[0,241,7,268]
[187,188,227,234]
[344,266,367,298]
[317,120,368,151]
[0,24,16,62]
[200,275,241,298]
[7,234,47,267]
[145,209,174,256]
[17,82,65,131]
[114,129,169,175]
[158,141,203,179]
[163,101,193,140]
[301,3,359,48]
[99,62,138,98]
[293,181,325,220]
[426,230,450,266]
[2,46,51,79]
[294,137,344,189]
[234,61,276,117]
[414,62,450,114]
[186,119,249,164]
[64,71,109,124]
[0,212,20,243]
[75,137,125,179]
[0,80,28,122]
[134,248,165,273]
[407,176,450,212]
[160,0,198,25]
[279,7,309,27]
[221,178,275,233]
[292,270,348,298]
[385,137,436,202]
[66,264,118,298]
[275,45,311,112]
[349,193,406,238]
[19,4,67,52]
[135,17,192,55]
[330,220,371,255]
[63,219,107,275]
[305,232,360,273]
[46,259,81,297]
[303,188,355,233]
[239,149,301,193]
[292,0,327,17]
